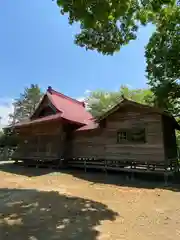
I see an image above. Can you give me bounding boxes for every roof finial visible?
[47,86,52,93]
[82,102,86,108]
[121,94,128,102]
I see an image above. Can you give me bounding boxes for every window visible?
[117,128,146,144]
[131,128,146,143]
[117,131,128,142]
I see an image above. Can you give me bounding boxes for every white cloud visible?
[84,89,91,94]
[76,89,91,102]
[76,97,85,102]
[125,84,133,89]
[76,89,92,110]
[0,98,14,129]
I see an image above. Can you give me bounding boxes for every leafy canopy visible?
[0,84,43,148]
[86,85,154,117]
[55,0,180,116]
[0,128,18,148]
[56,0,176,54]
[145,3,180,115]
[9,84,43,124]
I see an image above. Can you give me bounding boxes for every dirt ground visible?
[0,162,180,240]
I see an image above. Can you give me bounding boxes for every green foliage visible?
[86,90,121,117]
[9,84,43,124]
[176,131,180,148]
[55,1,179,116]
[0,84,42,148]
[0,127,18,148]
[145,4,180,115]
[56,1,180,118]
[0,130,3,138]
[56,0,176,54]
[86,85,154,117]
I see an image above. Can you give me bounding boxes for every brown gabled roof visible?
[97,98,180,130]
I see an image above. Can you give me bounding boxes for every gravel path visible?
[0,163,180,240]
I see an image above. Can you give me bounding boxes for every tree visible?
[0,84,43,150]
[55,1,180,119]
[86,85,154,117]
[9,84,43,124]
[145,3,180,116]
[56,0,176,55]
[86,90,121,117]
[0,127,18,148]
[56,1,179,112]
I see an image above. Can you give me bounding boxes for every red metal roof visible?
[13,88,180,131]
[13,87,95,128]
[14,113,62,128]
[47,87,93,125]
[76,121,99,131]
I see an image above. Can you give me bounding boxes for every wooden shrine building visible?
[12,86,180,173]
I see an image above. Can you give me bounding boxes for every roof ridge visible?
[97,98,167,122]
[47,86,85,107]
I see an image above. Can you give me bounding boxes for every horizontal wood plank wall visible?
[73,107,165,163]
[73,130,105,159]
[103,109,165,162]
[13,122,63,161]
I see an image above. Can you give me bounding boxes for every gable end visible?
[30,94,58,120]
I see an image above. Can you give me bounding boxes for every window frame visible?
[117,129,129,143]
[131,127,146,143]
[117,127,146,144]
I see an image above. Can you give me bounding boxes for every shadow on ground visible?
[0,188,118,240]
[0,162,53,177]
[65,169,180,192]
[1,162,180,192]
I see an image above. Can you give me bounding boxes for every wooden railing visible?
[67,158,180,174]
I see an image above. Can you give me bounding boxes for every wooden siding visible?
[73,130,105,159]
[73,106,165,162]
[162,115,177,161]
[13,122,64,161]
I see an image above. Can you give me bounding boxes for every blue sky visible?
[0,0,154,126]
